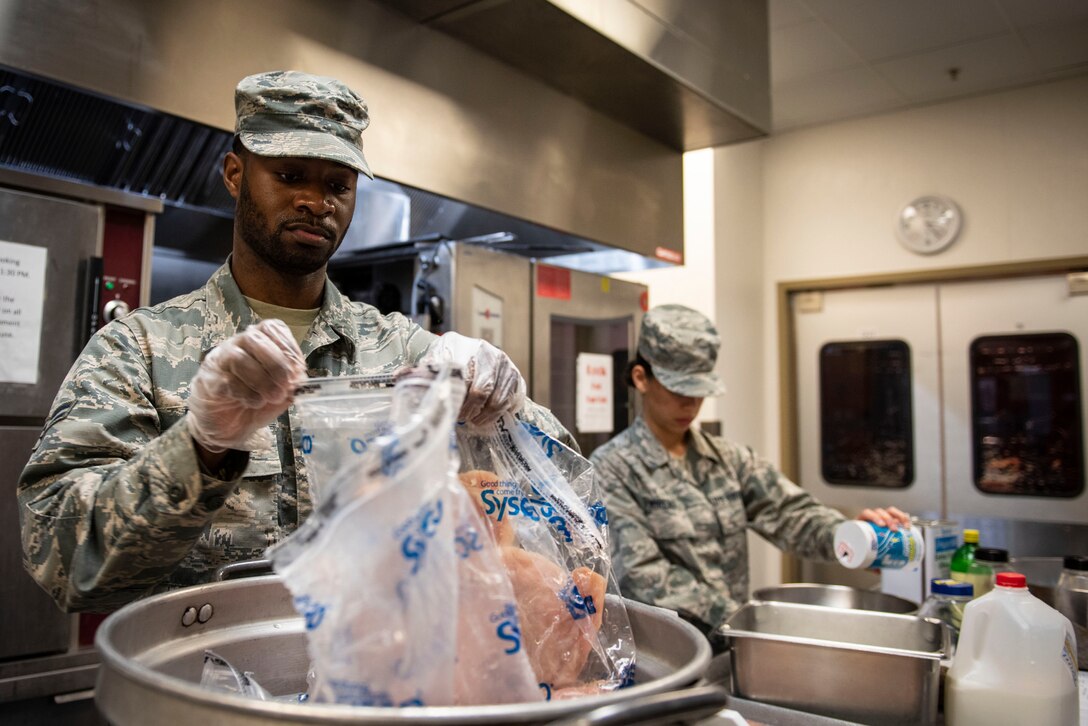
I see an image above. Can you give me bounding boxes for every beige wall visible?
[624,74,1088,590]
[759,74,1088,460]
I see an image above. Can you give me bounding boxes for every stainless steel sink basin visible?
[718,601,947,725]
[752,583,917,614]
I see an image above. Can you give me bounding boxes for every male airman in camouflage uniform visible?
[18,71,570,613]
[590,305,908,635]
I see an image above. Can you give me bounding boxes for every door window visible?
[819,340,914,488]
[971,332,1084,497]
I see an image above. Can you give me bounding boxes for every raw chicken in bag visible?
[269,366,542,707]
[458,416,637,699]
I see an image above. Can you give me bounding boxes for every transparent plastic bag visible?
[199,650,273,701]
[269,366,542,707]
[292,375,396,505]
[457,415,636,698]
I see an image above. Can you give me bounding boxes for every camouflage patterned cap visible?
[235,70,373,179]
[637,304,726,398]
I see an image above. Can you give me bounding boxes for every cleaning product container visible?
[833,521,924,570]
[945,572,1079,726]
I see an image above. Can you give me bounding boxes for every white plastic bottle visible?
[945,571,1080,726]
[833,520,924,569]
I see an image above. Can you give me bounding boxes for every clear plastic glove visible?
[188,319,307,453]
[858,506,912,531]
[420,332,526,428]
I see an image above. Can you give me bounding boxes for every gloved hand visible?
[187,319,307,453]
[420,332,526,428]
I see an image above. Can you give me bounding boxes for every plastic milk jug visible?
[945,572,1079,726]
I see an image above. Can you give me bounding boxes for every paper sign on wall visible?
[471,285,503,348]
[576,352,613,434]
[0,240,48,385]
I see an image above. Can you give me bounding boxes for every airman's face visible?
[633,366,704,438]
[224,151,357,276]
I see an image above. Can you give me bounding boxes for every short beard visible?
[236,175,338,276]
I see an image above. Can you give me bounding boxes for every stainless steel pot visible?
[95,575,711,724]
[752,583,917,614]
[720,601,946,724]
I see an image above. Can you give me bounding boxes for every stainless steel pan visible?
[753,583,918,614]
[95,575,711,724]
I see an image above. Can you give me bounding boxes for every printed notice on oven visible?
[0,239,48,385]
[576,352,614,434]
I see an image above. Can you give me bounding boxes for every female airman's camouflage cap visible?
[234,70,373,179]
[638,304,726,398]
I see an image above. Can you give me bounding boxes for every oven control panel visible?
[100,207,145,326]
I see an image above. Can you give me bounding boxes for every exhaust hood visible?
[375,0,770,150]
[0,65,234,217]
[0,65,660,274]
[0,0,688,269]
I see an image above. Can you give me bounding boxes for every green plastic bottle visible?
[949,529,979,584]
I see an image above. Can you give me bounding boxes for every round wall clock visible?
[895,195,962,254]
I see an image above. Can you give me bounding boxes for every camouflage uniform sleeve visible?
[730,442,846,561]
[17,323,246,612]
[593,451,732,634]
[390,311,438,365]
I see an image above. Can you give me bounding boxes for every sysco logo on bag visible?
[549,515,573,543]
[524,421,562,458]
[380,439,407,476]
[480,489,549,521]
[479,488,573,543]
[292,594,328,630]
[454,523,483,559]
[490,603,522,654]
[560,578,597,621]
[397,499,444,575]
[328,679,424,707]
[301,434,313,454]
[588,501,608,527]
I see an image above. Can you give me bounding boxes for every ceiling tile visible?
[873,34,1035,102]
[1019,18,1088,73]
[803,0,1009,62]
[771,18,860,86]
[996,0,1088,29]
[766,0,1088,132]
[769,0,816,30]
[772,65,905,130]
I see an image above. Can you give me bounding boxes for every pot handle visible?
[545,685,729,726]
[215,558,274,581]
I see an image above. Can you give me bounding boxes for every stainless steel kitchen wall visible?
[0,0,684,264]
[377,0,771,151]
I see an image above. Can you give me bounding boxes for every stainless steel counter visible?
[702,654,864,725]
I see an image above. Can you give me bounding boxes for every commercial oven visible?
[328,244,648,457]
[0,177,154,720]
[329,237,533,378]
